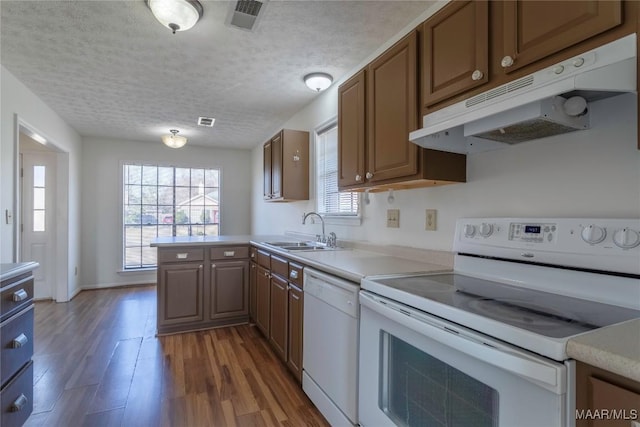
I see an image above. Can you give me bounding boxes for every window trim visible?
[313,117,362,226]
[118,160,224,271]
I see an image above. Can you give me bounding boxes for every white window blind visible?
[316,124,359,216]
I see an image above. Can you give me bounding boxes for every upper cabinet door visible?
[270,132,283,199]
[367,31,418,183]
[263,141,272,200]
[422,0,489,108]
[502,0,622,74]
[338,69,366,189]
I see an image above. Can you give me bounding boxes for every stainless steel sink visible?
[261,241,337,252]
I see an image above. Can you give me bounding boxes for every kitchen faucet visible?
[302,212,336,247]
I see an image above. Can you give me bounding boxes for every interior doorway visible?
[16,121,70,302]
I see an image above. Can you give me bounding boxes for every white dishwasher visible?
[303,267,359,427]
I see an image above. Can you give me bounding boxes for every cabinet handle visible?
[251,264,256,269]
[355,174,362,182]
[365,172,373,180]
[263,271,270,278]
[11,333,28,348]
[471,70,484,81]
[289,270,298,280]
[10,394,28,412]
[501,55,514,68]
[223,251,235,257]
[176,253,188,259]
[250,253,255,258]
[211,264,216,269]
[13,289,28,302]
[199,265,203,269]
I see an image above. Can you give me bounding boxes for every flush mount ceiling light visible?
[147,0,203,34]
[162,129,187,148]
[304,72,333,92]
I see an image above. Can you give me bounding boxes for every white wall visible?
[1,66,83,301]
[252,89,640,251]
[81,137,252,288]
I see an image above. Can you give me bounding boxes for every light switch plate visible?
[387,209,400,228]
[426,209,437,231]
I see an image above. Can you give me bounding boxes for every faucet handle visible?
[316,234,322,242]
[328,232,337,248]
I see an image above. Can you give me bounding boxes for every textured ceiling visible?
[1,1,434,149]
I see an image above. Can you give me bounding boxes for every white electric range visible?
[359,218,640,427]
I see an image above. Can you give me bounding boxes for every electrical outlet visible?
[426,209,437,231]
[387,209,400,228]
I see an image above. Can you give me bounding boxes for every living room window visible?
[315,122,359,219]
[122,164,220,269]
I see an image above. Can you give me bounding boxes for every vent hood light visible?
[410,34,636,154]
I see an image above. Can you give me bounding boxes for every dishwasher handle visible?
[360,291,566,394]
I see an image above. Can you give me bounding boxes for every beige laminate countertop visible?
[567,319,640,382]
[151,235,452,281]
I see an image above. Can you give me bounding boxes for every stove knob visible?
[463,224,476,237]
[581,224,606,244]
[613,228,640,249]
[479,223,494,237]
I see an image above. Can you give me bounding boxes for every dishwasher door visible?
[303,268,359,426]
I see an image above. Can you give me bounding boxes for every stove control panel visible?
[455,218,640,275]
[509,222,557,244]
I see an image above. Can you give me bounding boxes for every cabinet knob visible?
[211,264,216,269]
[501,55,514,68]
[12,289,28,302]
[11,333,28,349]
[199,264,203,269]
[10,394,28,412]
[471,70,484,81]
[355,174,362,182]
[365,172,373,180]
[289,270,299,279]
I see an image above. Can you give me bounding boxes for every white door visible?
[21,151,57,299]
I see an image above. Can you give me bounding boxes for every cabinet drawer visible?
[158,248,204,263]
[288,263,304,288]
[271,255,288,279]
[1,361,33,427]
[257,250,271,269]
[210,246,249,260]
[1,276,33,323]
[0,306,34,386]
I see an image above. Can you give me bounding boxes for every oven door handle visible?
[360,292,565,394]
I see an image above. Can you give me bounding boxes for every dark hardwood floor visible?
[25,285,328,427]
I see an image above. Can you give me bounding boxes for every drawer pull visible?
[10,394,28,412]
[223,251,235,257]
[11,333,28,348]
[176,253,188,259]
[13,289,28,302]
[289,270,299,280]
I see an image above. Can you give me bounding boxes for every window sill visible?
[118,268,157,275]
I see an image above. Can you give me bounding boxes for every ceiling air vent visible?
[197,117,215,127]
[228,0,265,31]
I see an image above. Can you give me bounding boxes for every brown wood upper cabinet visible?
[422,0,489,107]
[263,129,309,202]
[338,31,466,191]
[501,1,622,74]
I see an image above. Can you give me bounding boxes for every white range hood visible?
[410,34,637,154]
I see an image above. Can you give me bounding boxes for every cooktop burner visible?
[372,273,640,339]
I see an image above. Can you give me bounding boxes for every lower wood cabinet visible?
[157,262,205,329]
[576,361,640,427]
[209,260,249,320]
[255,265,271,337]
[156,245,250,335]
[252,246,305,383]
[269,274,288,361]
[286,284,303,382]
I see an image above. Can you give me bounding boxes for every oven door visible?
[359,291,575,427]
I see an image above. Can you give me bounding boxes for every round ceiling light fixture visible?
[147,0,203,34]
[304,72,333,92]
[161,129,187,148]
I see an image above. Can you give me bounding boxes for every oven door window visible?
[380,331,499,427]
